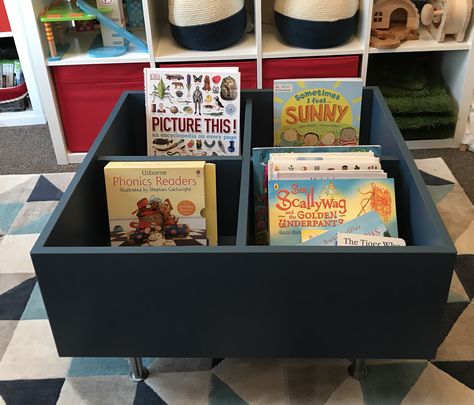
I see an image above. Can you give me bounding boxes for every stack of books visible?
[266,149,401,246]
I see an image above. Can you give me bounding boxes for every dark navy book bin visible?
[31,89,456,376]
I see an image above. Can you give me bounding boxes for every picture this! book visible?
[274,79,363,147]
[268,179,397,245]
[104,161,217,247]
[145,68,241,156]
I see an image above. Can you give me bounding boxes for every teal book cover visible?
[273,79,363,147]
[268,178,397,246]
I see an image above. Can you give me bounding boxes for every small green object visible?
[155,79,168,100]
[40,1,112,22]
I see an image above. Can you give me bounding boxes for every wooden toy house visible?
[372,0,420,31]
[371,0,420,49]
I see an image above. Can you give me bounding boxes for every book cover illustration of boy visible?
[274,79,363,147]
[145,69,240,157]
[268,178,397,245]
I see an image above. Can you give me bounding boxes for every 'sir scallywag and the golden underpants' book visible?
[104,161,217,247]
[268,178,397,245]
[273,78,363,147]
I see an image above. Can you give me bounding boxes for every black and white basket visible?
[274,0,359,49]
[168,0,247,51]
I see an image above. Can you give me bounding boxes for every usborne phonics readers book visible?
[104,161,217,246]
[268,178,397,245]
[274,78,363,147]
[145,68,240,157]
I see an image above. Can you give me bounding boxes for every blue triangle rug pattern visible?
[0,161,472,404]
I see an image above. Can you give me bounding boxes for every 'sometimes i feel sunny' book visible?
[273,78,363,147]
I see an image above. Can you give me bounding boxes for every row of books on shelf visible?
[1,59,23,88]
[103,146,403,248]
[102,68,404,247]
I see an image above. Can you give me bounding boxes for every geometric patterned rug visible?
[0,159,473,404]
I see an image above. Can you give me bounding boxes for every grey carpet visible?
[0,125,473,202]
[0,125,78,175]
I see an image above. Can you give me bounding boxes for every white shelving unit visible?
[45,29,150,66]
[1,1,45,127]
[15,0,474,164]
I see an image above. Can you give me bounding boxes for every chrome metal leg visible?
[348,359,368,380]
[128,357,149,382]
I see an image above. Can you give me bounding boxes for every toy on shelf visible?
[95,0,126,49]
[39,0,147,61]
[77,0,147,55]
[370,0,420,49]
[421,0,472,42]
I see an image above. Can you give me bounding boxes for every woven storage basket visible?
[0,82,28,112]
[274,0,359,49]
[168,0,246,51]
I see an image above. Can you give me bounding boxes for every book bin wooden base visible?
[31,89,456,365]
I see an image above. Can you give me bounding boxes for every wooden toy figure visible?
[421,0,472,42]
[370,0,420,49]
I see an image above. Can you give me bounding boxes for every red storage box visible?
[159,60,257,89]
[0,0,11,32]
[53,63,148,152]
[262,55,360,88]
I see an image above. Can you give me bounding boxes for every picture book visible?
[104,161,217,247]
[336,233,406,247]
[268,178,397,245]
[273,170,387,180]
[273,78,363,147]
[251,145,382,245]
[145,68,241,157]
[300,211,389,246]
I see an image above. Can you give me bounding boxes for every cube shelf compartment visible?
[31,89,456,359]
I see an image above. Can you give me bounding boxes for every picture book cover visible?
[268,178,397,245]
[104,161,217,247]
[300,211,389,246]
[145,68,241,157]
[251,145,382,245]
[273,79,363,147]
